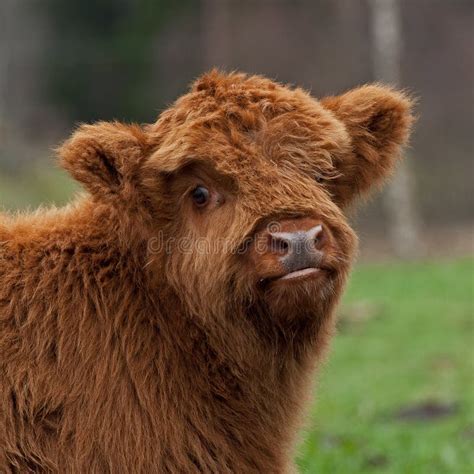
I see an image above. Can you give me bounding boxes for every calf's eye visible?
[191,185,210,207]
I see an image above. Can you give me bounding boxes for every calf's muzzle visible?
[249,217,331,282]
[268,222,326,274]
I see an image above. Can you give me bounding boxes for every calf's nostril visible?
[314,233,323,249]
[310,224,325,250]
[269,235,290,254]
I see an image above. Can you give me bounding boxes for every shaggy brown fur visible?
[0,70,413,473]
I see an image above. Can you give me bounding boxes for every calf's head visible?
[59,71,413,329]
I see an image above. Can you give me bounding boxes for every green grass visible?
[0,164,78,211]
[297,259,474,473]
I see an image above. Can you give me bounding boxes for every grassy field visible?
[0,165,78,211]
[297,259,474,473]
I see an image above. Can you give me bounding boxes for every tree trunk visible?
[370,0,423,259]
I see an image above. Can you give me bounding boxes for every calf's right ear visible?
[320,84,415,208]
[58,121,148,202]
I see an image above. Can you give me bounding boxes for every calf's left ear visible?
[321,84,415,208]
[58,121,148,202]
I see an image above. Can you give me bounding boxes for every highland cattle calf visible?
[0,71,413,473]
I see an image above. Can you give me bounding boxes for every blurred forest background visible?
[0,1,473,472]
[0,0,473,260]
